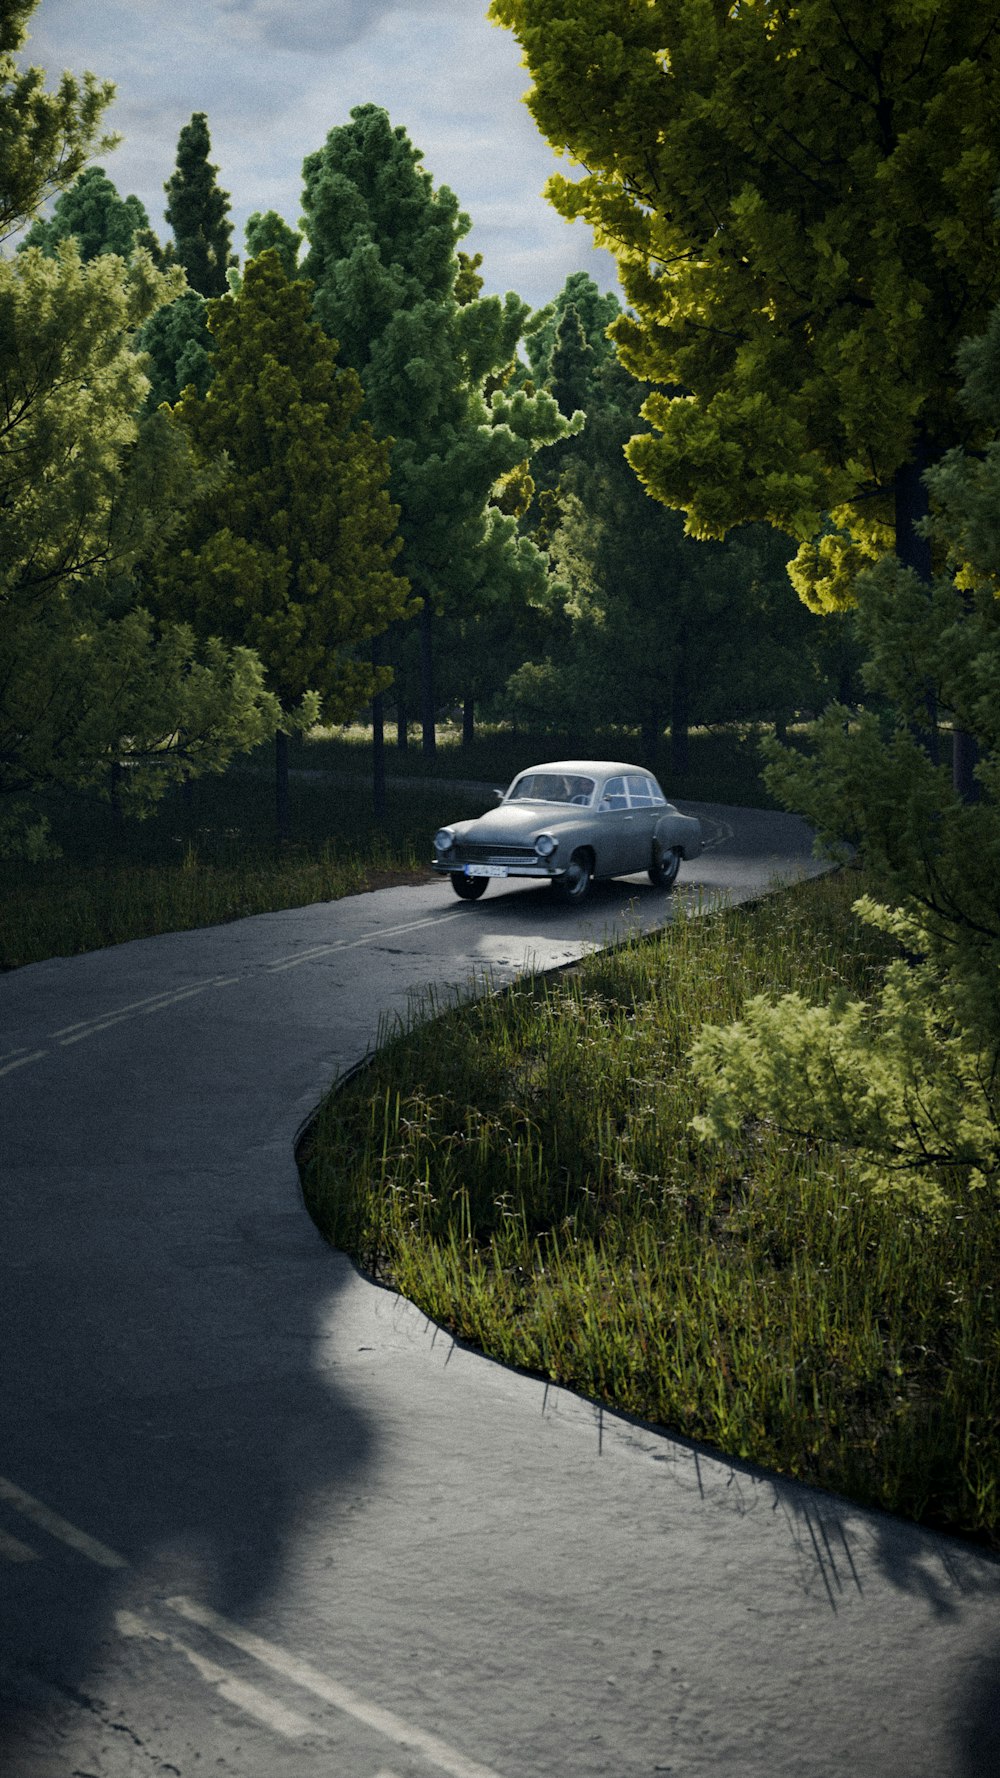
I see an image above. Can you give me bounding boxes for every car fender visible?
[654,810,702,859]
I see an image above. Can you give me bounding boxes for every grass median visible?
[301,868,999,1549]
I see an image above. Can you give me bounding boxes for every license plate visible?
[465,864,509,878]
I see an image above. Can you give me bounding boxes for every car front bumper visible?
[431,858,560,880]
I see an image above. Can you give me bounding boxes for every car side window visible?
[625,774,654,807]
[600,776,627,811]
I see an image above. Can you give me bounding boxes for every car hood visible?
[453,802,587,841]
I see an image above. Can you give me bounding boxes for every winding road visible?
[1,800,997,1778]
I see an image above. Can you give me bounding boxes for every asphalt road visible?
[1,802,998,1778]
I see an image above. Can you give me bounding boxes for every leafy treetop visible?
[18,164,150,260]
[490,0,1000,609]
[0,0,117,243]
[163,111,235,297]
[161,249,412,719]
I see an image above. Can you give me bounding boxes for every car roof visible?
[513,760,657,779]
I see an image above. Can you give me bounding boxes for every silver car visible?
[432,759,703,904]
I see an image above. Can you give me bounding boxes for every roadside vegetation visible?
[0,721,770,970]
[301,869,1000,1549]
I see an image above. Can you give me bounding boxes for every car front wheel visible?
[649,845,681,890]
[553,849,592,904]
[451,871,489,900]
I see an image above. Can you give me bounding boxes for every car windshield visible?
[506,772,596,806]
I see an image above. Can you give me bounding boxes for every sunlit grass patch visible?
[301,871,1000,1547]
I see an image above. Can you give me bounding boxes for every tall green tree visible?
[138,289,214,408]
[244,208,302,278]
[163,111,235,297]
[489,1,1000,620]
[692,303,1000,1202]
[523,269,620,390]
[158,248,412,838]
[18,164,150,259]
[521,357,847,765]
[0,0,116,243]
[300,103,579,753]
[1,240,279,856]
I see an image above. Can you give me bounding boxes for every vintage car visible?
[432,759,702,904]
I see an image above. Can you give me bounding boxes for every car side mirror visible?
[493,787,504,802]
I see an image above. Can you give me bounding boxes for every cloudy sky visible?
[20,0,621,311]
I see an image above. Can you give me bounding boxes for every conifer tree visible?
[163,111,234,297]
[19,165,150,260]
[138,290,214,408]
[244,209,302,278]
[300,104,579,753]
[159,249,411,838]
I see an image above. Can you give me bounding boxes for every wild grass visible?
[2,719,774,969]
[302,870,1000,1547]
[0,769,476,970]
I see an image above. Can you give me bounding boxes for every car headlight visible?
[534,833,557,858]
[435,828,455,853]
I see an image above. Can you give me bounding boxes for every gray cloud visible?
[214,0,470,55]
[19,0,622,310]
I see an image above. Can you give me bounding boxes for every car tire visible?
[649,845,681,890]
[451,871,489,900]
[553,849,592,904]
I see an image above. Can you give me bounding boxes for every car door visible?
[594,775,634,875]
[623,775,660,871]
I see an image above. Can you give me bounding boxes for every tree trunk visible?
[670,642,689,779]
[952,725,980,803]
[893,442,939,767]
[639,712,661,767]
[275,728,290,846]
[463,692,475,750]
[420,598,436,757]
[372,635,386,824]
[110,759,124,840]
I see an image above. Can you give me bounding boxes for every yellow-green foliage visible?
[0,0,116,243]
[489,0,1000,609]
[0,240,279,857]
[721,302,1000,1204]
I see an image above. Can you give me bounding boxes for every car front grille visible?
[451,842,538,865]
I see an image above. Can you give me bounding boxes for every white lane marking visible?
[54,983,217,1035]
[55,976,238,1045]
[0,1476,129,1570]
[0,1528,39,1562]
[167,1594,506,1778]
[0,1048,48,1078]
[116,1611,313,1741]
[0,1477,503,1777]
[265,908,469,972]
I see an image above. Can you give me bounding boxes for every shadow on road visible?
[0,981,375,1767]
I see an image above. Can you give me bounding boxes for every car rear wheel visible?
[553,849,592,904]
[649,845,681,889]
[451,871,489,900]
